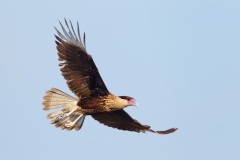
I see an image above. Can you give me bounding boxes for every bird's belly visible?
[78,95,125,114]
[76,105,116,115]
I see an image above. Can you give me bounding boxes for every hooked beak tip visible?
[135,102,138,107]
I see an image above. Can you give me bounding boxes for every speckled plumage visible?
[42,19,177,134]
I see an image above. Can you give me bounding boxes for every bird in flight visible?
[42,19,177,134]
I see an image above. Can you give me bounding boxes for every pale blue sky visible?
[1,0,240,160]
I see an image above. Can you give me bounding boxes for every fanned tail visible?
[42,88,86,131]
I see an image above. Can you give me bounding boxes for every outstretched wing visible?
[91,110,177,134]
[55,19,109,98]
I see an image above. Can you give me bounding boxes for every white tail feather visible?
[75,115,85,130]
[42,88,86,131]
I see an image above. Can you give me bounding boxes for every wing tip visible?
[155,128,178,135]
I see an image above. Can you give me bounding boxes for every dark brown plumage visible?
[92,110,177,134]
[42,19,177,134]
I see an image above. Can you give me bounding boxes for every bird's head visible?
[119,96,138,107]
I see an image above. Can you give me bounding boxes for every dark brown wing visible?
[91,110,177,134]
[54,19,109,98]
